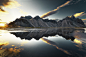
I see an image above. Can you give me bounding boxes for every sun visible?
[0,23,5,27]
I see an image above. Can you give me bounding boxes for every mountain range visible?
[8,15,85,28]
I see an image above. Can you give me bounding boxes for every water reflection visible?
[41,38,71,55]
[0,40,23,57]
[10,28,86,56]
[0,30,25,57]
[0,28,86,57]
[10,28,58,40]
[0,48,23,57]
[10,28,85,41]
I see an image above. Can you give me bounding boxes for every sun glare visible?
[0,23,5,27]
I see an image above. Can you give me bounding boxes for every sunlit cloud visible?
[11,45,15,46]
[74,12,85,17]
[0,47,23,57]
[5,0,21,9]
[70,12,86,18]
[74,39,82,44]
[41,38,71,55]
[72,30,86,49]
[0,0,21,20]
[0,7,5,12]
[0,40,24,57]
[82,19,86,20]
[0,0,28,22]
[40,0,72,18]
[9,47,23,53]
[0,0,21,12]
[79,13,86,17]
[17,8,28,16]
[0,7,9,15]
[0,40,9,46]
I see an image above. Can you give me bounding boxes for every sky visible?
[0,0,86,23]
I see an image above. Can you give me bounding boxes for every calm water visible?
[0,28,86,57]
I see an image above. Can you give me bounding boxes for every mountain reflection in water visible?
[10,28,84,41]
[0,28,86,57]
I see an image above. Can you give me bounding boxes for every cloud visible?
[17,8,28,16]
[0,7,5,12]
[70,0,85,5]
[73,30,86,45]
[40,0,72,18]
[79,13,86,17]
[74,12,86,17]
[74,39,82,44]
[0,40,23,57]
[0,0,10,12]
[0,40,9,46]
[41,38,71,55]
[0,0,21,12]
[70,12,86,18]
[84,0,86,2]
[0,48,23,57]
[40,0,86,18]
[74,0,81,4]
[82,19,86,20]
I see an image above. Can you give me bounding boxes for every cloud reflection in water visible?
[41,38,71,55]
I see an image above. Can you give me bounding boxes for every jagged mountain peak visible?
[63,15,76,20]
[66,16,70,18]
[20,16,25,19]
[19,15,32,19]
[25,15,32,19]
[33,16,41,20]
[71,15,75,19]
[63,16,70,20]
